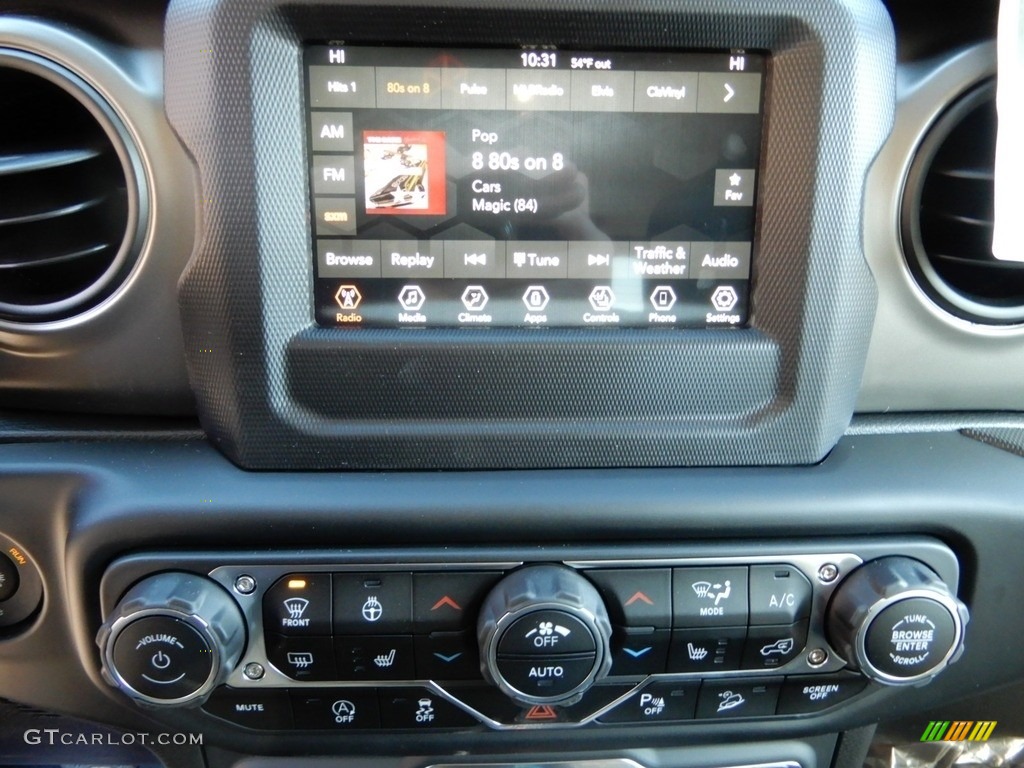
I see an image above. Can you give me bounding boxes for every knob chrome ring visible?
[853,588,966,686]
[102,607,223,707]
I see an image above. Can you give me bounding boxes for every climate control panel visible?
[95,541,969,732]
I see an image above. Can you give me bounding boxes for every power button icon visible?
[151,651,172,670]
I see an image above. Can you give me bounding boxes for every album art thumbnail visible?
[363,130,447,216]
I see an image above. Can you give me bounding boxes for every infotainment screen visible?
[305,45,765,329]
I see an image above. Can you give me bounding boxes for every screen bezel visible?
[166,0,894,469]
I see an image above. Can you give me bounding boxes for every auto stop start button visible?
[864,597,957,679]
[110,616,214,701]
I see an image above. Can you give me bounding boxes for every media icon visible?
[461,286,489,311]
[650,285,677,312]
[523,286,550,311]
[588,286,615,311]
[398,285,426,311]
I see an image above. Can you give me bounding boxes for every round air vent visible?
[902,79,1024,325]
[0,49,145,323]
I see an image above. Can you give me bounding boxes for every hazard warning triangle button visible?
[521,704,562,723]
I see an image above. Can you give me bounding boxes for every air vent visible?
[0,50,144,323]
[902,79,1024,325]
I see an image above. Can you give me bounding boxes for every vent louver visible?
[0,51,142,323]
[902,79,1024,325]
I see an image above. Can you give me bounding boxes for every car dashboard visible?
[0,1,1022,768]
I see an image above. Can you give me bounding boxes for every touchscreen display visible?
[305,46,765,328]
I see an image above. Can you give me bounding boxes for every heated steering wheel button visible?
[496,655,597,697]
[111,616,213,700]
[498,612,596,655]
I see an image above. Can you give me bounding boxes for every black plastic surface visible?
[165,0,894,469]
[0,429,1021,756]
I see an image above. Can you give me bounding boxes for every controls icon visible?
[361,596,383,623]
[711,286,739,312]
[588,286,615,311]
[461,286,489,311]
[523,286,550,311]
[398,285,426,311]
[334,285,362,310]
[650,286,677,311]
[332,699,356,724]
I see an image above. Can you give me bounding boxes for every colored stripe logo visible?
[920,721,997,742]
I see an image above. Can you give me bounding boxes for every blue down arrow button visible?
[611,629,670,675]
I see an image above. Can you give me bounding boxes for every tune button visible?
[110,616,214,701]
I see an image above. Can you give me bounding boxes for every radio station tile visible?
[697,72,762,114]
[506,241,568,278]
[633,72,698,113]
[506,69,571,111]
[567,241,627,279]
[690,242,751,280]
[441,68,507,110]
[310,112,354,152]
[312,155,356,195]
[570,70,636,112]
[375,67,443,109]
[314,197,357,237]
[308,65,377,109]
[380,240,444,278]
[713,169,755,207]
[444,240,506,278]
[317,240,381,279]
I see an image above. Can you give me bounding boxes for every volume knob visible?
[96,572,246,707]
[478,565,612,706]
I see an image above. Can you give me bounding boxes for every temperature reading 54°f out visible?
[472,151,565,172]
[570,56,612,69]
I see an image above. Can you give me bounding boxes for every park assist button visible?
[263,573,332,635]
[110,616,214,701]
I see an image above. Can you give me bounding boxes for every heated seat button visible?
[378,687,478,729]
[204,687,293,729]
[674,567,748,627]
[334,635,415,681]
[586,569,672,628]
[598,681,699,724]
[263,573,332,635]
[749,565,812,625]
[333,572,412,634]
[742,621,807,670]
[290,689,379,729]
[0,552,18,602]
[496,655,598,698]
[497,611,596,655]
[667,626,745,672]
[110,616,213,701]
[266,635,337,681]
[608,627,670,676]
[776,673,869,715]
[412,571,502,632]
[696,679,780,719]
